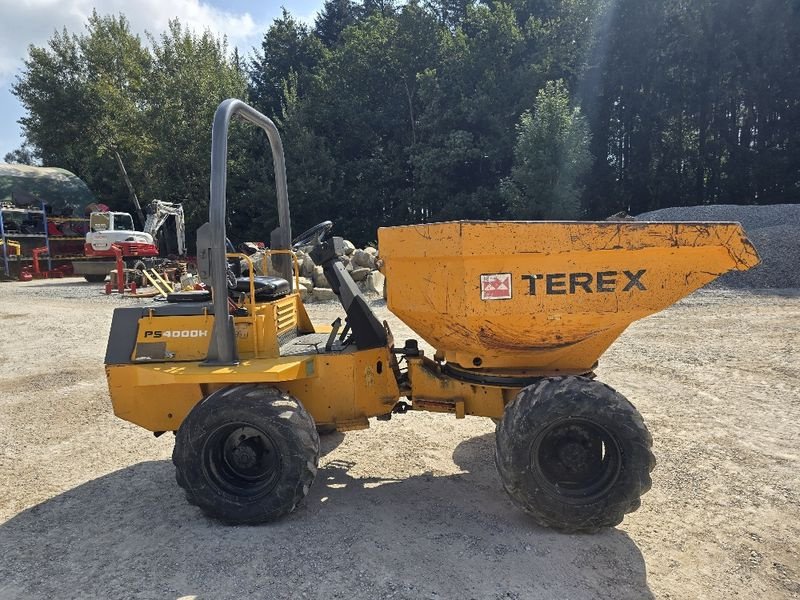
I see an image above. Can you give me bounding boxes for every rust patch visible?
[476,327,597,351]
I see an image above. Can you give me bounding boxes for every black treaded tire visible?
[126,259,147,287]
[173,384,320,524]
[495,376,655,533]
[126,259,147,272]
[83,274,106,283]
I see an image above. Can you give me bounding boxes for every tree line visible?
[7,0,799,246]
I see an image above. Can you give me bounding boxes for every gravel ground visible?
[637,204,800,289]
[0,280,799,599]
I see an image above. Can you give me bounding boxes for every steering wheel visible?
[292,220,333,249]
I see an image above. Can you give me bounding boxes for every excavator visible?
[74,199,185,282]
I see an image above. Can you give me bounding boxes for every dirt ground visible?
[0,280,798,600]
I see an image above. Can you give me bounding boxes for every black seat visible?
[167,290,212,303]
[234,276,290,301]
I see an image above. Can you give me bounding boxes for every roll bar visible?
[197,99,292,366]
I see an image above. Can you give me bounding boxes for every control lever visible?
[339,321,351,342]
[326,317,342,351]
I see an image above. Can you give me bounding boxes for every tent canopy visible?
[0,164,95,212]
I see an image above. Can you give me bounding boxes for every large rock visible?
[245,249,275,276]
[366,270,385,296]
[342,240,356,255]
[312,265,329,288]
[364,246,378,257]
[297,276,313,291]
[312,287,338,302]
[300,254,316,277]
[351,249,375,269]
[350,267,371,282]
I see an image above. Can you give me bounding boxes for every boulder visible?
[297,276,313,291]
[300,253,316,277]
[245,249,273,276]
[351,249,375,269]
[364,246,378,257]
[312,265,329,288]
[366,270,385,296]
[342,239,356,255]
[350,267,371,282]
[313,287,338,302]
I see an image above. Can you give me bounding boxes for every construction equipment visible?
[0,238,21,259]
[0,239,20,280]
[103,99,760,532]
[113,149,186,257]
[74,201,186,282]
[21,246,72,279]
[143,200,186,257]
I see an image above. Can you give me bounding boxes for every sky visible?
[0,0,325,161]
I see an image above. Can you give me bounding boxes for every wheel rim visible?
[202,423,282,497]
[530,418,622,501]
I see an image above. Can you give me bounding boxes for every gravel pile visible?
[637,204,800,289]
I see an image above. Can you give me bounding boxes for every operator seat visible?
[233,275,290,301]
[225,238,290,301]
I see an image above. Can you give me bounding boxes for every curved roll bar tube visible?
[198,99,293,366]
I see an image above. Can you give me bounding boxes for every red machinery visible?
[19,246,74,281]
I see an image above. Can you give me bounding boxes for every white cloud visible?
[0,0,265,83]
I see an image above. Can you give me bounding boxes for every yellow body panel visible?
[108,336,399,432]
[405,356,515,419]
[378,221,760,371]
[281,347,400,430]
[130,294,317,363]
[133,314,215,361]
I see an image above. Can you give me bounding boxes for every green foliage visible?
[581,0,800,215]
[503,80,591,219]
[315,0,360,47]
[144,20,247,233]
[249,10,323,117]
[12,13,246,238]
[3,144,36,165]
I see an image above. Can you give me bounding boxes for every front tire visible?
[173,385,320,524]
[495,376,655,532]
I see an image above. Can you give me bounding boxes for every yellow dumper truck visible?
[104,99,759,532]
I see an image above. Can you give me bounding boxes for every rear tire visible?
[126,259,147,272]
[173,385,319,524]
[495,376,655,532]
